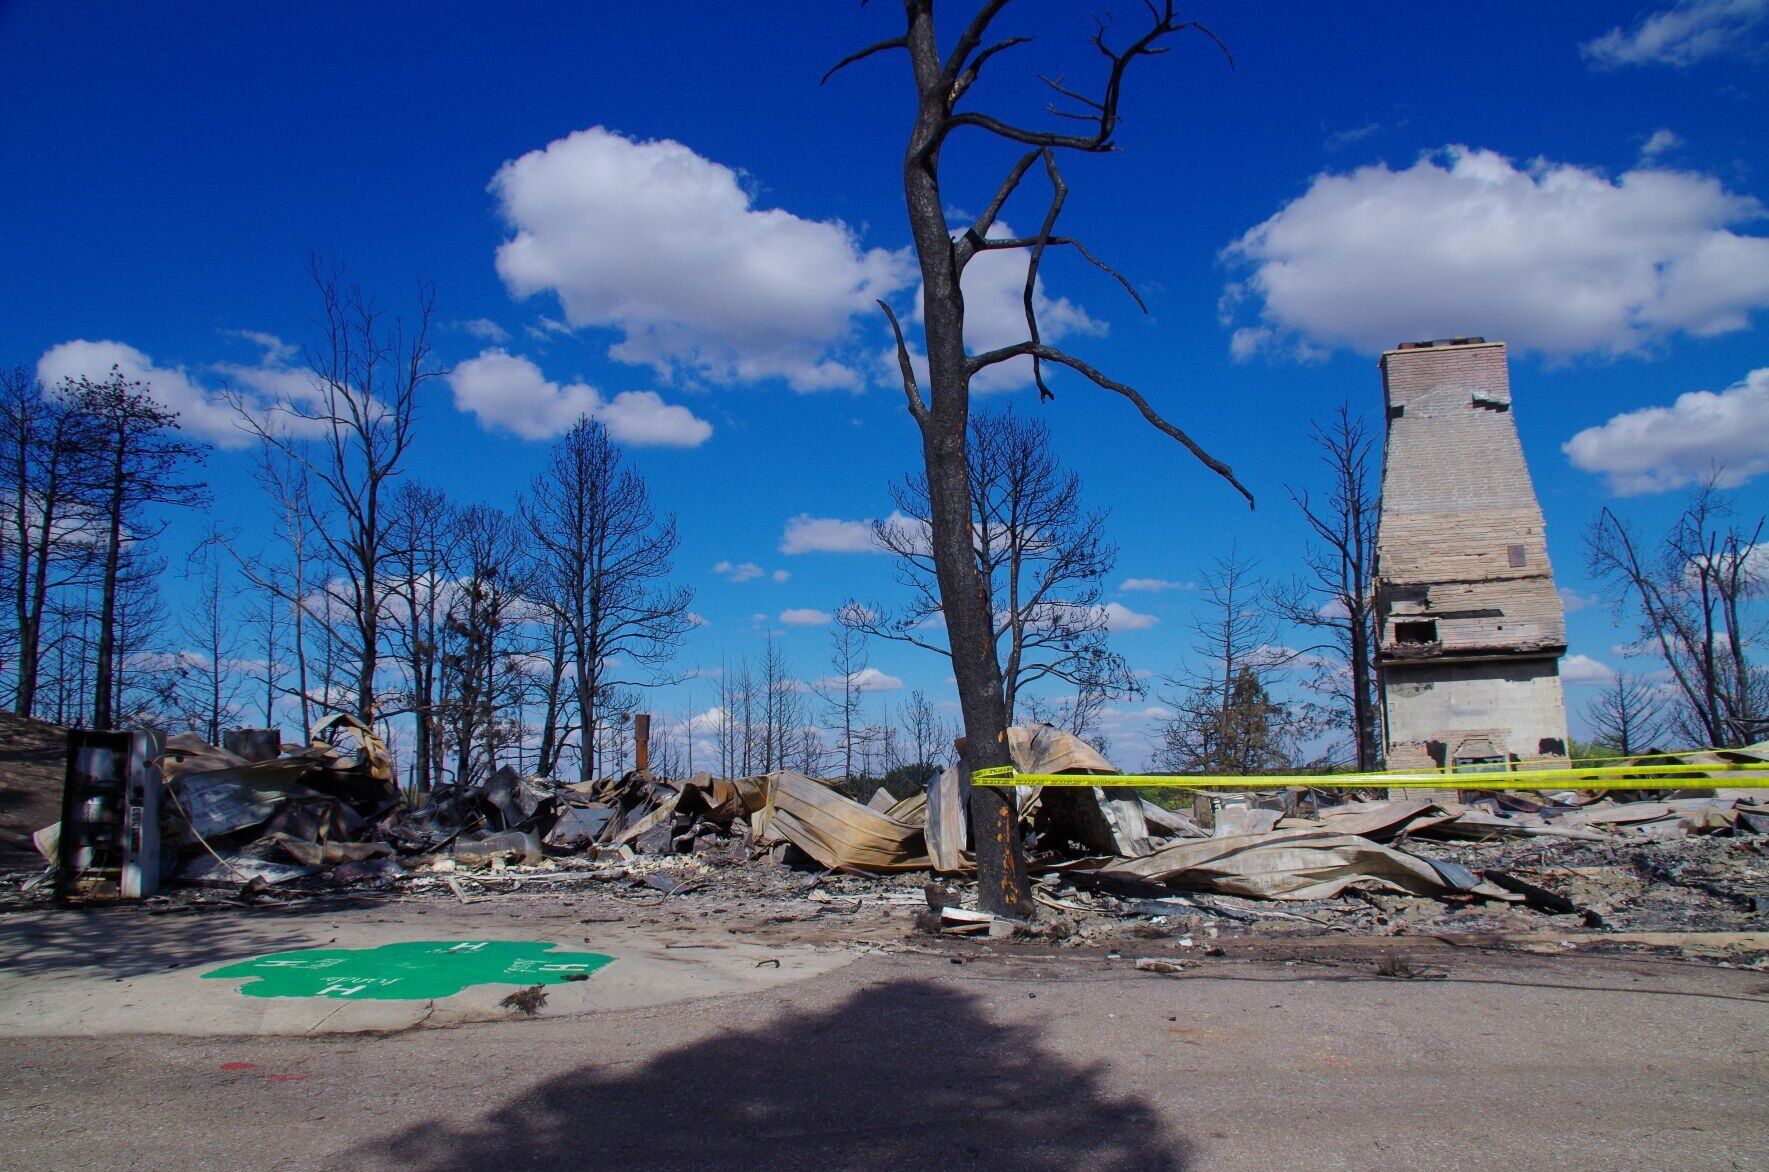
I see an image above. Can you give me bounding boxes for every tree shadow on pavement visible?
[357,978,1191,1171]
[0,904,333,980]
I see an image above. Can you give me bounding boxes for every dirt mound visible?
[0,710,65,865]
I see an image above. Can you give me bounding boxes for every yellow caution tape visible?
[971,760,1769,792]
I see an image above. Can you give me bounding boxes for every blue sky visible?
[4,1,1767,764]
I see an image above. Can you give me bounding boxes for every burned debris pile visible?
[19,720,1769,941]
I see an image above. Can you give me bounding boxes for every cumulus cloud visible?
[37,335,318,450]
[1640,128,1684,161]
[817,666,904,692]
[447,349,711,446]
[714,561,790,583]
[455,318,511,342]
[780,514,881,555]
[1222,146,1769,360]
[779,608,831,626]
[1558,587,1596,614]
[1561,654,1615,684]
[714,561,764,583]
[1564,366,1769,494]
[1120,577,1194,593]
[1100,602,1159,631]
[491,126,910,392]
[1582,0,1769,68]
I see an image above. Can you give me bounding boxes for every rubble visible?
[5,718,1765,962]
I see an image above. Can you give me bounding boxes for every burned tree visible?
[386,481,457,791]
[62,368,208,728]
[1159,545,1308,775]
[1267,403,1380,769]
[850,406,1137,722]
[234,260,436,730]
[829,2,1248,914]
[440,504,529,786]
[522,418,693,781]
[1586,480,1766,747]
[900,687,954,774]
[821,613,875,783]
[1585,673,1669,758]
[3,366,100,717]
[179,551,247,743]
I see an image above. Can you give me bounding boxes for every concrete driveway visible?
[0,898,1763,1170]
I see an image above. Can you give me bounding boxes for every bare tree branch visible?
[960,149,1040,255]
[821,35,909,85]
[940,4,1230,153]
[876,299,928,424]
[968,340,1253,505]
[952,35,1034,102]
[972,234,1149,310]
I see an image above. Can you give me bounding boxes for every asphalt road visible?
[2,943,1764,1170]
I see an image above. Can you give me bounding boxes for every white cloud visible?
[1120,577,1194,593]
[447,349,711,446]
[36,336,317,450]
[779,608,832,626]
[492,125,910,392]
[887,221,1104,394]
[714,561,765,583]
[1100,602,1159,631]
[1558,587,1596,614]
[780,513,882,555]
[219,329,298,363]
[1223,146,1769,360]
[1564,366,1769,494]
[1640,128,1684,161]
[1562,654,1615,684]
[1582,0,1769,68]
[685,706,726,734]
[713,561,789,584]
[1325,122,1382,152]
[455,318,511,343]
[818,667,904,692]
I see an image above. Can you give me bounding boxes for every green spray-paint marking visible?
[202,940,614,1000]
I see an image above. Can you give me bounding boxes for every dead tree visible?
[386,481,457,790]
[527,611,577,778]
[62,368,208,728]
[179,551,246,743]
[829,2,1248,915]
[1267,403,1380,769]
[440,504,528,785]
[821,614,874,783]
[900,687,954,772]
[1586,481,1766,747]
[3,366,100,717]
[1159,545,1308,774]
[521,418,693,781]
[852,406,1137,722]
[252,444,321,740]
[1585,673,1669,757]
[233,260,436,730]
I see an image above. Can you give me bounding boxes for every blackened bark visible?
[836,2,1243,915]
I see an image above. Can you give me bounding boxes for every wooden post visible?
[633,713,651,774]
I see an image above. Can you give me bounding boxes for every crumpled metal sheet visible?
[759,769,930,873]
[1007,724,1116,775]
[925,766,969,873]
[1098,827,1515,901]
[1276,799,1452,841]
[167,761,327,843]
